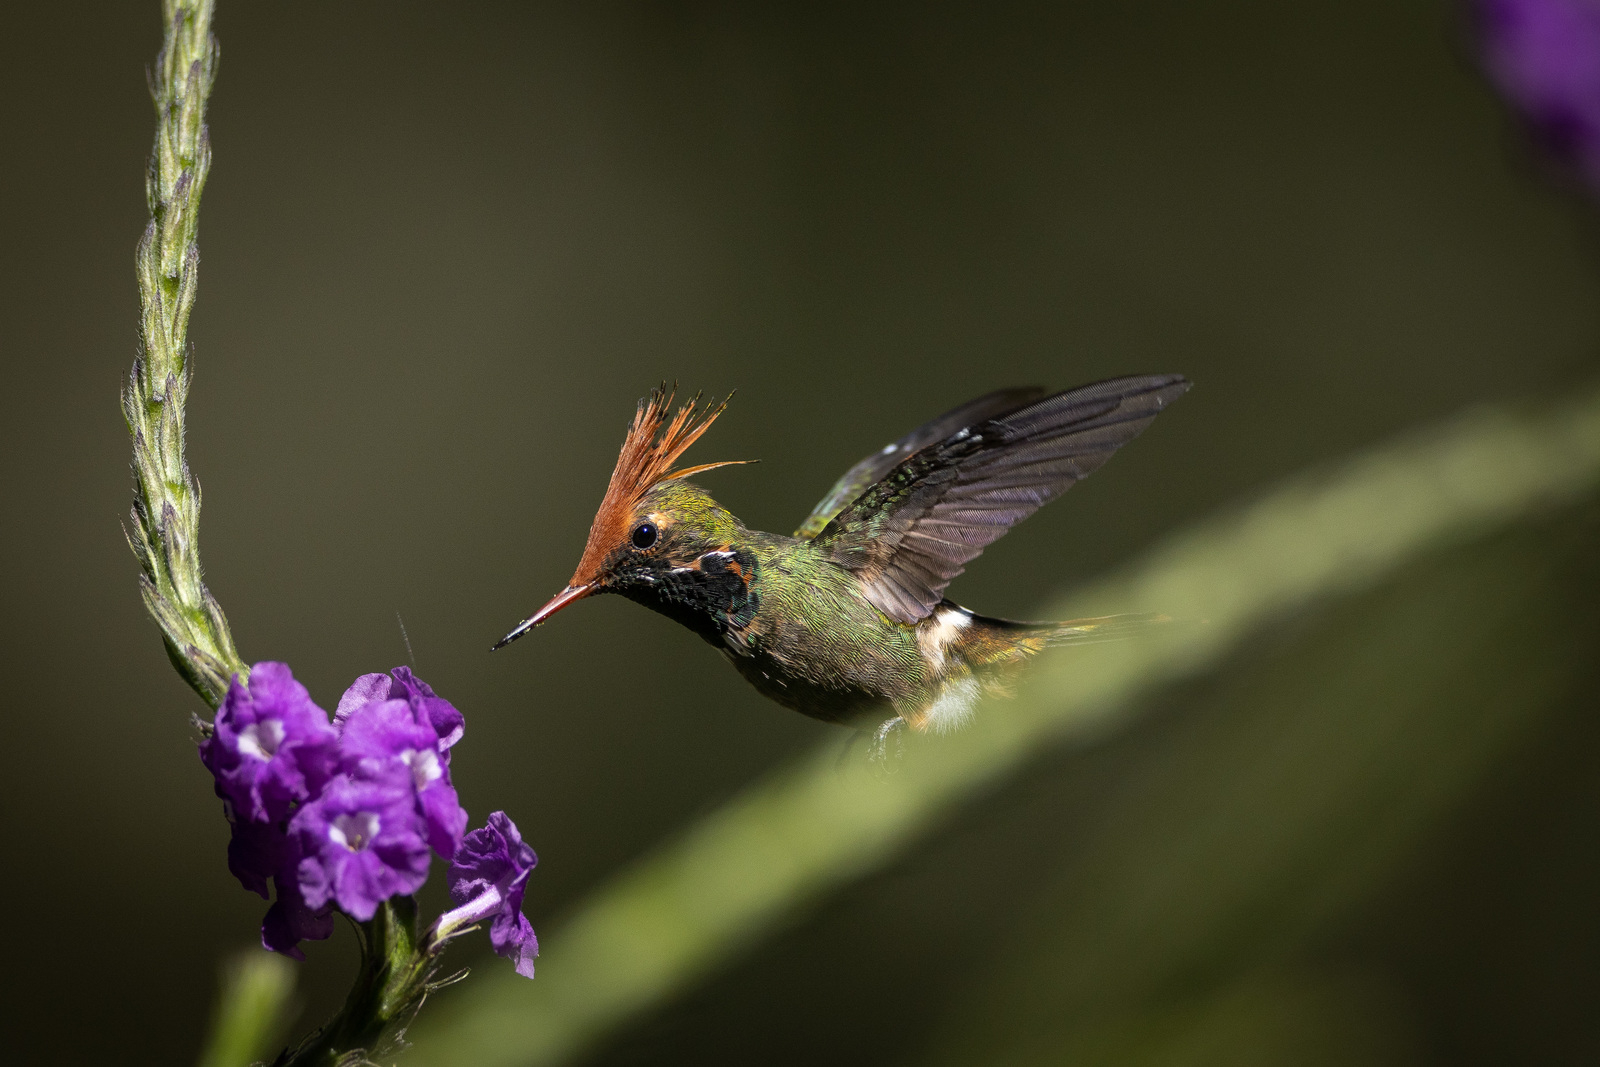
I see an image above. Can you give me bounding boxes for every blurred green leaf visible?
[923,510,1598,1066]
[197,951,297,1067]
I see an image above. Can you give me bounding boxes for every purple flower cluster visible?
[1478,0,1600,194]
[201,663,536,975]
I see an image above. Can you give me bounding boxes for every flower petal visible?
[261,876,333,959]
[491,908,539,979]
[291,773,432,921]
[334,672,393,731]
[226,817,286,899]
[420,781,468,860]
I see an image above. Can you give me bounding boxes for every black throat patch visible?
[619,544,760,645]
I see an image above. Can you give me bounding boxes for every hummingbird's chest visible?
[719,550,934,725]
[620,535,936,725]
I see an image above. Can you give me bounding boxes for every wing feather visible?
[792,387,1049,539]
[813,374,1190,623]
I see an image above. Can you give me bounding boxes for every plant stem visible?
[126,0,245,709]
[274,898,445,1067]
[125,7,462,1065]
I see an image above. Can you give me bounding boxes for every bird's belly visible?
[720,646,902,727]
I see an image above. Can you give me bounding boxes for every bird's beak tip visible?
[493,583,593,650]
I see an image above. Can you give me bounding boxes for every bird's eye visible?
[631,522,658,550]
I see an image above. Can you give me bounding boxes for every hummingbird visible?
[495,375,1189,744]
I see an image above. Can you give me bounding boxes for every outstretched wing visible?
[793,387,1049,539]
[813,374,1190,624]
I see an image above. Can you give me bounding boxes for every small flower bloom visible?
[336,669,469,858]
[228,813,334,958]
[225,812,287,899]
[441,811,538,978]
[261,869,334,960]
[1478,0,1600,192]
[341,698,469,859]
[336,666,464,751]
[389,666,466,750]
[201,662,339,825]
[291,771,432,921]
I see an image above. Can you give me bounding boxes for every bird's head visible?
[495,387,750,648]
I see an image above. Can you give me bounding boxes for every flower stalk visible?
[125,0,245,708]
[273,897,447,1067]
[123,6,541,1061]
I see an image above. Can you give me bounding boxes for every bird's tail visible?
[961,611,1176,663]
[1035,611,1174,646]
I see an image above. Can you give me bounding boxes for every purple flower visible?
[441,812,539,978]
[221,810,335,958]
[291,771,432,921]
[1478,0,1600,192]
[337,672,469,859]
[336,666,464,751]
[225,815,288,899]
[202,662,492,957]
[261,867,334,960]
[201,663,339,825]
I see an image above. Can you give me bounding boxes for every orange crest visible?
[570,386,746,586]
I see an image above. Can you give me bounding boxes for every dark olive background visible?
[3,1,1598,1064]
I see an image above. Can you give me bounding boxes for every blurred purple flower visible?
[225,814,287,899]
[261,867,335,960]
[442,811,539,978]
[337,670,469,859]
[291,771,432,921]
[223,809,335,957]
[1479,0,1600,191]
[201,662,339,825]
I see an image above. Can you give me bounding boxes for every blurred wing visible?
[793,387,1049,539]
[814,374,1191,624]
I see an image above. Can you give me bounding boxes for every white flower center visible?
[401,748,442,789]
[237,719,286,761]
[329,811,380,852]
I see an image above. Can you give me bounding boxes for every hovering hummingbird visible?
[496,376,1189,744]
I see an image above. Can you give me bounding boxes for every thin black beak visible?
[492,584,593,650]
